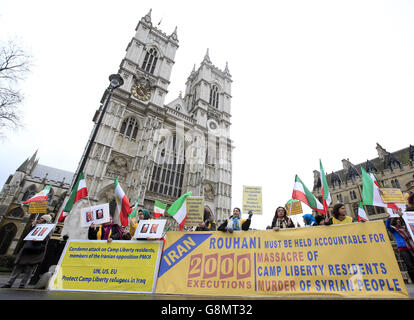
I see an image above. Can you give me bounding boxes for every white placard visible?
[387,204,406,218]
[133,219,166,239]
[80,203,110,227]
[403,211,414,243]
[24,223,56,241]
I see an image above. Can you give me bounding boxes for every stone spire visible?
[142,8,152,25]
[169,26,178,41]
[224,61,230,75]
[203,48,211,64]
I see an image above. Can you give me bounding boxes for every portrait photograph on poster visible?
[80,203,110,227]
[24,224,56,241]
[134,219,166,239]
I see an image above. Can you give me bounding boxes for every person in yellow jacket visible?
[129,209,151,239]
[325,203,353,225]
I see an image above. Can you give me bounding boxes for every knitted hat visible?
[41,214,52,223]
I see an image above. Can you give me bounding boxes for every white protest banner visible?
[24,224,56,241]
[134,219,166,239]
[80,203,110,227]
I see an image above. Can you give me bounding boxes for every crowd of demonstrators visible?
[6,194,414,290]
[1,214,53,289]
[218,207,253,233]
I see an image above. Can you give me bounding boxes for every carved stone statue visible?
[376,143,387,160]
[106,155,129,179]
[313,170,321,189]
[204,183,215,201]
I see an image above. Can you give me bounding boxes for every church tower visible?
[61,10,232,238]
[182,49,233,222]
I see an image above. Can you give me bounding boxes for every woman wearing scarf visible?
[218,207,252,233]
[271,206,295,231]
[129,209,151,238]
[386,209,414,283]
[302,213,318,227]
[88,216,123,243]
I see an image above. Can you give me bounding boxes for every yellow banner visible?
[156,221,408,297]
[286,201,303,215]
[242,186,262,215]
[186,196,204,227]
[379,188,406,204]
[28,201,48,214]
[49,240,163,293]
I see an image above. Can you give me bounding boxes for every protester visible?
[385,209,414,283]
[315,214,326,226]
[324,203,353,225]
[30,234,69,287]
[302,213,318,227]
[121,225,132,240]
[1,214,52,288]
[406,192,414,212]
[271,206,295,231]
[196,207,217,231]
[88,215,123,242]
[218,207,252,233]
[129,209,151,238]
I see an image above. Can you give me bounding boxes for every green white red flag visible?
[361,166,398,210]
[320,160,331,215]
[22,185,52,204]
[114,177,132,227]
[358,201,368,222]
[292,175,325,215]
[129,198,140,218]
[167,191,192,230]
[58,172,88,222]
[154,200,167,218]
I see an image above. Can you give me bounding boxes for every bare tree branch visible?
[0,40,31,136]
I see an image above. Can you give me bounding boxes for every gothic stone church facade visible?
[61,10,233,238]
[312,143,414,220]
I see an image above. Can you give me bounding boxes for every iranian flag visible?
[167,191,192,230]
[154,200,167,218]
[292,175,325,215]
[357,201,369,222]
[320,160,331,215]
[58,172,88,222]
[129,198,140,218]
[361,166,398,210]
[114,177,132,227]
[22,185,52,204]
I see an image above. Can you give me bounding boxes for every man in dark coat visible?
[1,214,52,288]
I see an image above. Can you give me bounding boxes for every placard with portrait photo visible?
[24,224,56,241]
[134,219,166,239]
[80,203,110,227]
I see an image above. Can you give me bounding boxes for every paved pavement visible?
[0,272,413,300]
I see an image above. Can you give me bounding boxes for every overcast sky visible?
[1,0,413,229]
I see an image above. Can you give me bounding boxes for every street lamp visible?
[72,73,124,189]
